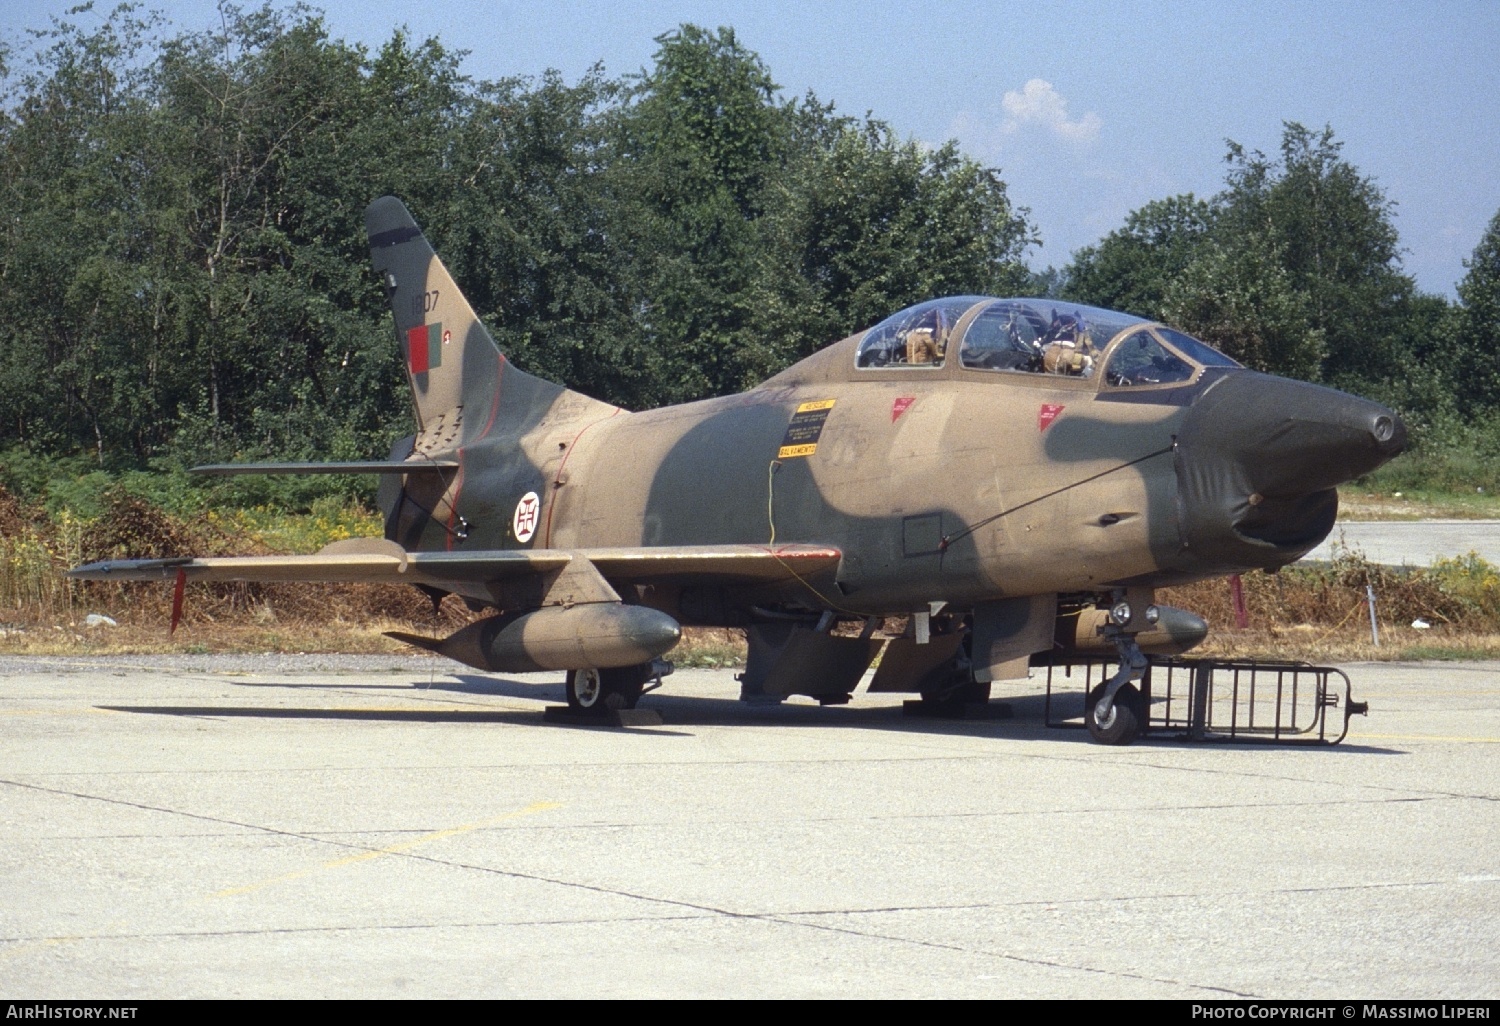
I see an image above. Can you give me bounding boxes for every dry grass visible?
[0,485,479,657]
[1181,626,1500,662]
[6,485,1500,665]
[1162,551,1500,661]
[0,620,449,657]
[0,616,750,664]
[667,627,749,668]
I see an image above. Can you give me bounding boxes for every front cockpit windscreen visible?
[1104,330,1195,386]
[958,300,1146,379]
[1102,327,1242,387]
[1154,327,1242,369]
[854,297,986,369]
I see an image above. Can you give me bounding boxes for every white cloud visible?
[1000,79,1102,143]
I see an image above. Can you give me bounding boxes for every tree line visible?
[0,5,1033,479]
[0,4,1496,505]
[1062,124,1500,445]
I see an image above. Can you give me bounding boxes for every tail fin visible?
[366,196,490,442]
[364,196,612,454]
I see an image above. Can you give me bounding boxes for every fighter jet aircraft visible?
[70,197,1407,744]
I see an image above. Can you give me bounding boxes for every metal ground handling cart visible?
[1042,656,1368,744]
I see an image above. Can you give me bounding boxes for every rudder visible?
[366,196,500,451]
[365,195,618,474]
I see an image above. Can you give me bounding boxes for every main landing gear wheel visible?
[1086,682,1144,745]
[915,626,986,713]
[566,664,649,712]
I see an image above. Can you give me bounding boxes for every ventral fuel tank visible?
[1051,605,1209,659]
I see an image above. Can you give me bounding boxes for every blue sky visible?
[4,0,1497,297]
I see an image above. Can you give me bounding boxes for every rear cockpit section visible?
[957,299,1143,378]
[853,297,984,369]
[850,296,1241,387]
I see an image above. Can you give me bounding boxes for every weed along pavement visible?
[0,655,1495,999]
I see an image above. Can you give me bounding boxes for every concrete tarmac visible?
[1,654,1496,999]
[1305,520,1500,566]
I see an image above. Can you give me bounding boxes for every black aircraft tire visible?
[567,665,649,712]
[918,679,991,712]
[1086,682,1143,745]
[916,631,986,711]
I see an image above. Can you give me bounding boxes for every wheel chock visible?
[542,706,664,727]
[902,700,1014,720]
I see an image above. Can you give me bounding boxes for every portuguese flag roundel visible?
[406,322,444,375]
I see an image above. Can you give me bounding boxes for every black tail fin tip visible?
[365,196,422,252]
[362,196,617,453]
[364,196,499,437]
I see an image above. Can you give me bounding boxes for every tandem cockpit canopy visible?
[853,297,1241,386]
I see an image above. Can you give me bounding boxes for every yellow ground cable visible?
[1312,599,1369,644]
[767,457,867,618]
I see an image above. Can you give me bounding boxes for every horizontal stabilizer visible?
[69,543,842,588]
[191,461,458,476]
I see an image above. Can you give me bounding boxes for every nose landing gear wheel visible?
[1086,682,1144,745]
[566,664,649,712]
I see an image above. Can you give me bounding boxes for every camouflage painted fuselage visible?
[392,352,1399,628]
[417,358,1159,617]
[69,197,1410,703]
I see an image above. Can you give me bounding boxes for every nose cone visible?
[1173,371,1406,574]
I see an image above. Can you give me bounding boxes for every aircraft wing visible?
[191,461,458,476]
[68,542,842,588]
[579,545,841,583]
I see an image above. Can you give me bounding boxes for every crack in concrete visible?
[758,912,1260,998]
[0,776,1254,994]
[769,874,1500,918]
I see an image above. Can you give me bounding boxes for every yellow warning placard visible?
[778,399,835,458]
